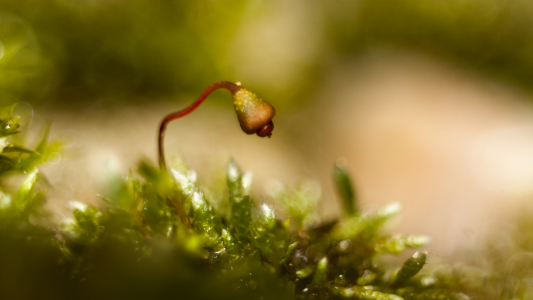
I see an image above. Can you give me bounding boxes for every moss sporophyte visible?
[158,81,275,171]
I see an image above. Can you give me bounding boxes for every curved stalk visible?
[158,81,275,171]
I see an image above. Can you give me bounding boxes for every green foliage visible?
[3,106,532,300]
[0,107,60,230]
[268,179,320,230]
[391,251,426,285]
[0,107,442,299]
[333,164,357,218]
[81,158,443,300]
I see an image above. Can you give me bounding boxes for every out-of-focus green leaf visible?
[397,289,469,300]
[334,286,404,300]
[376,235,431,254]
[17,122,63,172]
[333,202,402,241]
[312,256,328,287]
[35,124,51,154]
[71,202,103,244]
[391,251,427,284]
[0,117,20,137]
[15,168,38,211]
[269,180,319,229]
[333,164,357,217]
[3,144,38,155]
[296,265,315,279]
[0,154,17,175]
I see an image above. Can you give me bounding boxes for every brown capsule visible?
[232,87,275,137]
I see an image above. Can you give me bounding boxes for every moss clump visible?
[0,107,473,300]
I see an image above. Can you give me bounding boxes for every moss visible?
[0,105,530,300]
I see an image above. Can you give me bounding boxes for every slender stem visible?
[158,81,240,171]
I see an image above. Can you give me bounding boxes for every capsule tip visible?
[257,121,274,138]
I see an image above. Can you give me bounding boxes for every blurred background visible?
[2,0,533,255]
